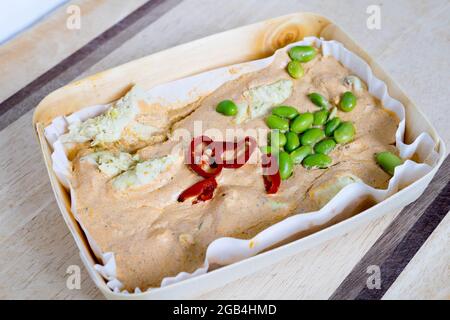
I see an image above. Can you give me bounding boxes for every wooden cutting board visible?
[0,0,448,299]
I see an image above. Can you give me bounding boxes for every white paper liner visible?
[44,37,439,294]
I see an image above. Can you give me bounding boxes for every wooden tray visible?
[33,12,446,299]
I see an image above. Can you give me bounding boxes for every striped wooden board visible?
[0,0,448,300]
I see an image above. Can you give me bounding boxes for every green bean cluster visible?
[264,92,358,180]
[286,45,317,79]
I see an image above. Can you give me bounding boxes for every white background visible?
[0,0,68,44]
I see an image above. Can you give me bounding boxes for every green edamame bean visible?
[290,112,314,134]
[266,115,289,132]
[290,145,313,164]
[313,109,329,126]
[287,60,304,79]
[334,121,355,144]
[324,117,341,136]
[375,151,403,176]
[339,91,357,112]
[314,138,336,155]
[272,106,299,119]
[288,45,317,63]
[269,130,287,149]
[303,154,332,169]
[284,132,300,153]
[278,151,294,180]
[308,93,329,109]
[300,128,326,146]
[216,99,238,116]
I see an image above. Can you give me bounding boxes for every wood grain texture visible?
[0,0,149,103]
[0,113,103,299]
[0,0,182,130]
[0,0,449,299]
[331,157,450,299]
[383,211,450,300]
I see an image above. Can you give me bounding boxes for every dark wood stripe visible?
[356,182,450,299]
[331,155,450,300]
[0,0,182,131]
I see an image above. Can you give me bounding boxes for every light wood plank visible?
[0,0,148,102]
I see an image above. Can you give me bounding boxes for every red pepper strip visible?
[261,153,281,194]
[190,159,223,178]
[177,177,218,204]
[189,136,223,178]
[221,136,258,169]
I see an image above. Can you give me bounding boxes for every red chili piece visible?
[177,177,218,204]
[189,135,223,178]
[261,153,281,194]
[182,136,260,202]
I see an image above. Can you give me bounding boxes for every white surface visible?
[0,0,68,44]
